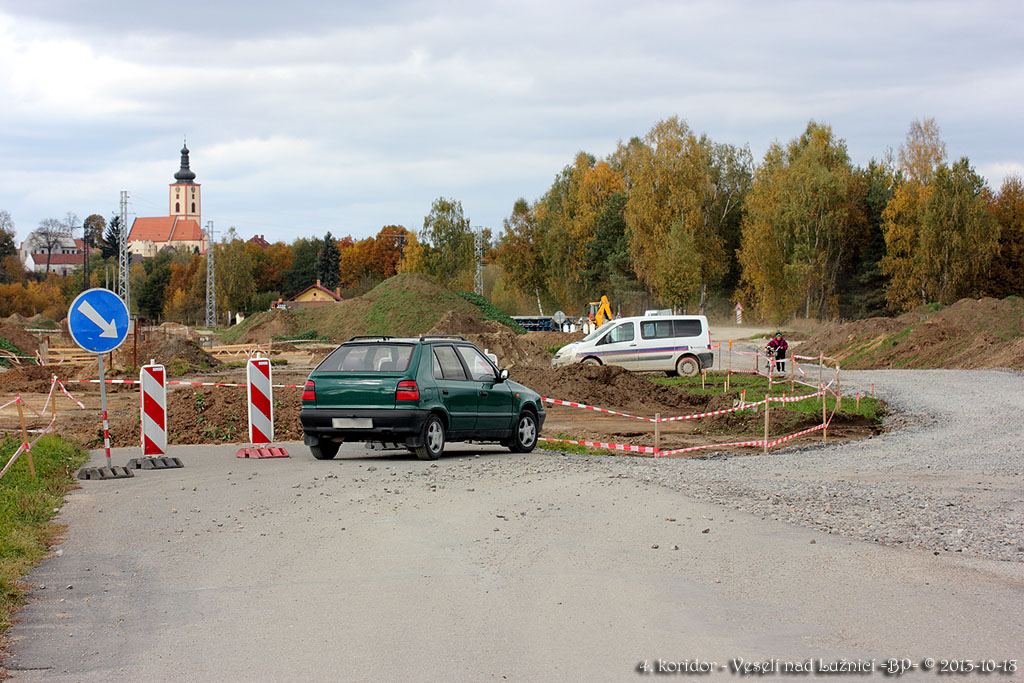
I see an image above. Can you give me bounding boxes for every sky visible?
[1,0,1021,246]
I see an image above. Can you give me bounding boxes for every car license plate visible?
[332,418,373,429]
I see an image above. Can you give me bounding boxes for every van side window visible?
[598,322,634,345]
[641,320,673,339]
[673,319,703,337]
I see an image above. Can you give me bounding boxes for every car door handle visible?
[442,389,449,395]
[480,391,488,397]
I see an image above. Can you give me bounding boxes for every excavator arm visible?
[587,295,613,327]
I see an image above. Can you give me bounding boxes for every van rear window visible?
[321,344,412,372]
[673,319,703,337]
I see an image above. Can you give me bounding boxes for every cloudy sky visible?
[1,0,1021,245]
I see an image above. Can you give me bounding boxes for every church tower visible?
[169,143,201,223]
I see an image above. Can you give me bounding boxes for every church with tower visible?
[127,144,208,257]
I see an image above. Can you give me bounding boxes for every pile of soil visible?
[233,310,299,345]
[100,386,304,447]
[0,323,40,355]
[115,337,221,374]
[509,364,734,416]
[0,365,59,393]
[428,310,506,335]
[800,296,1024,370]
[466,332,552,369]
[5,313,29,325]
[524,331,584,348]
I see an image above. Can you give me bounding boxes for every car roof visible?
[342,335,471,345]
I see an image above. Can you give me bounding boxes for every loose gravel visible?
[543,369,1024,563]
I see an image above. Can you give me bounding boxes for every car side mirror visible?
[498,369,509,382]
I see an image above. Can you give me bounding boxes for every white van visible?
[550,314,713,376]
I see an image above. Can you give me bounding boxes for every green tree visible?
[101,215,121,260]
[137,252,174,320]
[284,237,323,298]
[215,228,256,314]
[316,231,340,290]
[421,197,474,287]
[499,198,548,314]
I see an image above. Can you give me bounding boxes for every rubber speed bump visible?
[77,466,135,480]
[235,446,290,459]
[126,456,184,470]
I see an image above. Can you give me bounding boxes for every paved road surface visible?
[4,376,1022,681]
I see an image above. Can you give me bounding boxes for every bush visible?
[456,292,526,333]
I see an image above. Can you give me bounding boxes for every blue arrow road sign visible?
[68,288,130,354]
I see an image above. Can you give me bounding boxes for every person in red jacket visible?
[765,332,788,374]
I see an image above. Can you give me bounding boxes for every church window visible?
[175,202,180,212]
[191,202,196,213]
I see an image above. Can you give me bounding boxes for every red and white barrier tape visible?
[658,398,768,423]
[538,437,660,454]
[61,378,140,384]
[0,396,21,412]
[657,438,766,457]
[542,397,657,422]
[57,381,86,409]
[766,423,826,448]
[0,443,26,480]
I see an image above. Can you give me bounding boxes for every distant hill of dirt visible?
[222,274,523,345]
[798,296,1024,370]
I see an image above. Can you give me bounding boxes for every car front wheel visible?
[509,411,538,453]
[415,415,446,460]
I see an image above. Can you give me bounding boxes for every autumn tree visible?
[898,117,946,185]
[737,121,858,321]
[624,118,750,312]
[215,229,255,315]
[985,176,1024,298]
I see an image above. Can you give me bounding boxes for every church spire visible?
[174,141,197,183]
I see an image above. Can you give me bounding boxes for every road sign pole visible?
[97,353,111,470]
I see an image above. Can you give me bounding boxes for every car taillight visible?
[302,380,316,402]
[396,380,419,401]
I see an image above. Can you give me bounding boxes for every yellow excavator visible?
[587,295,613,327]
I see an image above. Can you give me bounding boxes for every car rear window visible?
[320,344,413,372]
[641,319,704,339]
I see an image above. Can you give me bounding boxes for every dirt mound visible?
[100,385,303,447]
[115,337,221,374]
[5,313,29,325]
[524,331,584,348]
[0,365,59,393]
[0,323,40,355]
[509,364,733,416]
[233,310,299,345]
[466,331,552,368]
[800,296,1024,370]
[428,309,506,335]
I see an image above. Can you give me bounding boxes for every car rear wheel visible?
[415,415,445,460]
[310,440,340,460]
[676,355,699,377]
[509,411,538,453]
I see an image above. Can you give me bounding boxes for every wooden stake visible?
[763,396,770,454]
[822,384,827,442]
[836,365,842,411]
[17,398,36,478]
[701,371,705,390]
[818,352,823,388]
[654,413,660,451]
[857,392,861,410]
[790,356,795,393]
[871,383,874,398]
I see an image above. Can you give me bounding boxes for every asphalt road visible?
[5,424,1022,681]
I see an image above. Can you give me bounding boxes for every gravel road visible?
[3,369,1022,680]
[588,369,1024,563]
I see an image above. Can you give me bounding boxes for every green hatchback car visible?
[299,335,546,460]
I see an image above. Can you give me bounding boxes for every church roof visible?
[128,217,204,243]
[173,143,197,183]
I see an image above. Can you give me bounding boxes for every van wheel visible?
[415,415,445,460]
[582,357,601,366]
[310,441,339,460]
[676,356,699,377]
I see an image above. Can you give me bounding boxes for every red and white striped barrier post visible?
[140,362,167,455]
[127,361,182,469]
[237,355,289,458]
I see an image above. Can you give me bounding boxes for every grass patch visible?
[537,433,611,456]
[456,292,526,333]
[0,436,88,636]
[0,337,32,369]
[543,344,567,355]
